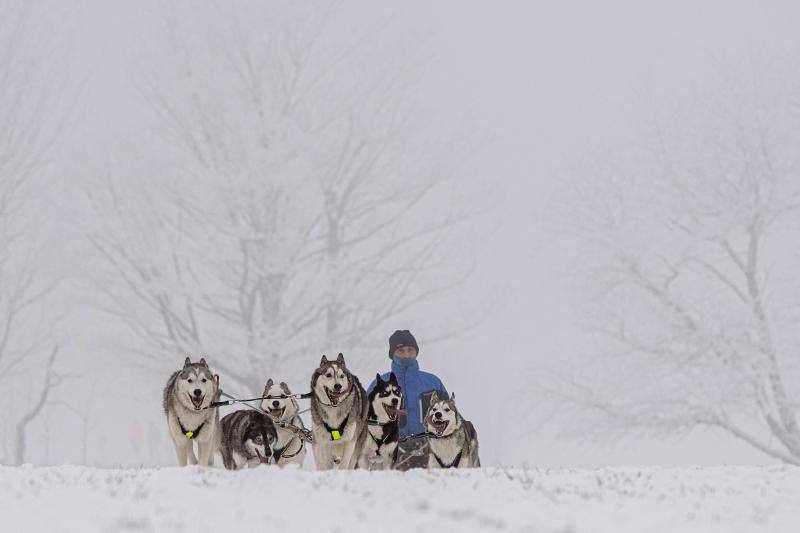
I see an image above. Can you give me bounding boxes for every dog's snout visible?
[434,412,442,420]
[333,383,342,391]
[391,398,399,406]
[193,389,202,397]
[272,400,280,408]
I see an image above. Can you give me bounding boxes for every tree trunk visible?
[13,423,26,465]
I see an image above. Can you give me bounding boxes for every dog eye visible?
[187,379,193,383]
[444,408,451,412]
[201,378,207,383]
[326,372,333,378]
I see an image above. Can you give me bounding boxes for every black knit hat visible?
[388,329,419,359]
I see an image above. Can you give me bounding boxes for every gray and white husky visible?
[219,410,277,470]
[358,372,405,470]
[424,392,480,469]
[162,357,220,466]
[259,379,307,467]
[310,353,368,470]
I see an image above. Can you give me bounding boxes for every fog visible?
[3,0,800,467]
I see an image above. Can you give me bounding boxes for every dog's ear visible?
[183,357,191,367]
[388,372,398,385]
[265,378,273,389]
[199,357,208,367]
[430,391,439,405]
[450,392,456,402]
[279,381,288,390]
[375,373,384,384]
[336,353,345,365]
[320,354,328,367]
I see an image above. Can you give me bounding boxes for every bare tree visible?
[547,62,800,464]
[90,1,488,393]
[49,381,96,464]
[0,3,68,465]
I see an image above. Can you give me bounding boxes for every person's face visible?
[394,346,417,359]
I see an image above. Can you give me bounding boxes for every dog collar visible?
[273,438,304,460]
[368,426,394,449]
[367,417,395,426]
[178,419,205,440]
[433,450,463,469]
[273,416,306,460]
[323,415,349,441]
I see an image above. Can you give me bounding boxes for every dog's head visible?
[368,373,405,423]
[175,357,217,411]
[312,353,353,407]
[243,415,277,465]
[424,391,461,437]
[260,379,298,420]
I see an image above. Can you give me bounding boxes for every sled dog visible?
[424,391,480,469]
[260,379,307,467]
[310,353,368,470]
[357,372,405,470]
[163,357,220,466]
[219,409,277,470]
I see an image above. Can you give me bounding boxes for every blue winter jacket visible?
[368,358,447,437]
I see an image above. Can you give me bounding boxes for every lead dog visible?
[358,372,405,470]
[310,353,368,470]
[260,379,307,467]
[162,357,220,466]
[424,391,480,469]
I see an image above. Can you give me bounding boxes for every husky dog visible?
[162,357,220,466]
[424,392,480,469]
[310,353,368,470]
[219,410,277,470]
[358,372,405,470]
[259,379,307,467]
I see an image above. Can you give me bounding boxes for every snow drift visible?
[1,465,799,532]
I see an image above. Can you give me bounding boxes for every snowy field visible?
[1,465,799,533]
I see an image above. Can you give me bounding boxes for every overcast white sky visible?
[37,0,800,466]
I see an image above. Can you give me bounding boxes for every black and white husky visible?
[162,357,220,466]
[259,379,307,467]
[219,410,277,470]
[310,353,368,470]
[358,372,405,470]
[424,391,480,469]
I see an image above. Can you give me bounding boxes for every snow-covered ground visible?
[1,465,799,533]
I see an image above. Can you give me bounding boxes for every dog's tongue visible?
[327,388,346,405]
[428,418,447,435]
[385,405,406,418]
[191,396,203,408]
